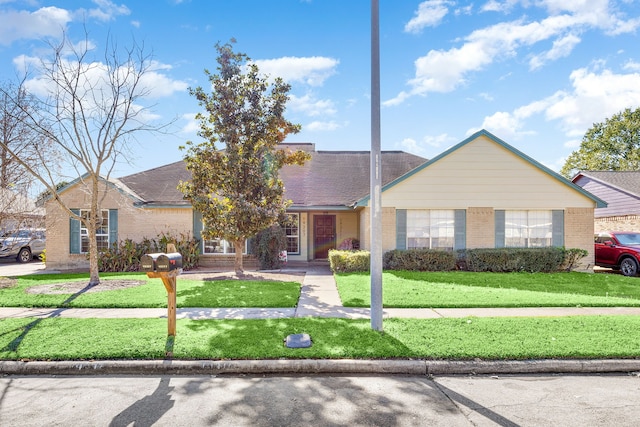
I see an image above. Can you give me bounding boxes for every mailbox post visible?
[140,248,183,338]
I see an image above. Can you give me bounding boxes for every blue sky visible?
[1,0,640,178]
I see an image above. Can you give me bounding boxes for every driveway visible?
[0,258,46,277]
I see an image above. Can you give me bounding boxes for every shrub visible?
[561,248,589,272]
[97,232,200,272]
[329,249,370,273]
[463,247,566,273]
[383,249,456,271]
[251,224,287,270]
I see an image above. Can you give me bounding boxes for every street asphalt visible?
[1,259,640,376]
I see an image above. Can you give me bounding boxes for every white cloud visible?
[529,33,581,70]
[404,1,453,34]
[475,65,640,142]
[17,51,187,101]
[86,0,130,22]
[289,94,336,117]
[481,0,519,13]
[623,60,640,71]
[305,120,344,131]
[180,113,199,134]
[389,0,640,105]
[396,134,456,158]
[0,6,71,45]
[252,56,339,86]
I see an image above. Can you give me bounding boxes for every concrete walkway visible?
[2,264,640,320]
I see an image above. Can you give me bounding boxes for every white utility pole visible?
[370,0,383,331]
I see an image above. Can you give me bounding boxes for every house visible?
[572,171,640,232]
[0,188,45,234]
[45,130,605,271]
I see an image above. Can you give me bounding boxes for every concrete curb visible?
[2,358,640,376]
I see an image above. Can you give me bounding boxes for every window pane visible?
[505,210,552,248]
[202,237,246,255]
[79,209,109,254]
[284,214,300,254]
[406,210,454,250]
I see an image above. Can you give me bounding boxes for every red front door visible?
[314,215,335,259]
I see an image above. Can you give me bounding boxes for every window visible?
[202,224,248,255]
[406,210,454,250]
[203,237,247,254]
[284,213,300,254]
[505,210,552,248]
[80,209,110,253]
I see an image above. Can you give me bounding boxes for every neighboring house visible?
[0,188,45,233]
[572,171,640,233]
[45,130,605,271]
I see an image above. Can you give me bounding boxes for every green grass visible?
[0,273,301,308]
[2,316,640,360]
[336,271,640,308]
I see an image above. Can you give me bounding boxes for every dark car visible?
[595,232,640,276]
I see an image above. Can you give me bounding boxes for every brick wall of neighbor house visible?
[594,215,640,233]
[466,207,495,249]
[564,207,595,271]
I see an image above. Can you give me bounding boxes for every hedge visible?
[383,249,456,271]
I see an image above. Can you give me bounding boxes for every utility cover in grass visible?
[285,333,312,348]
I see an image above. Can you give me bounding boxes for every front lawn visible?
[336,271,640,308]
[1,316,640,360]
[0,273,301,308]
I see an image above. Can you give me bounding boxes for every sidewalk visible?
[2,264,640,320]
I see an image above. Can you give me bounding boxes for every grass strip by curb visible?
[2,316,640,361]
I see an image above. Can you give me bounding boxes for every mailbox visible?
[140,253,163,272]
[156,252,183,272]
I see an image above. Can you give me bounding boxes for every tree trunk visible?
[234,239,244,276]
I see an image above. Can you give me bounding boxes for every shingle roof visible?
[119,161,191,206]
[117,150,427,208]
[281,150,426,208]
[575,171,640,198]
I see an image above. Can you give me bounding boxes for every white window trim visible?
[285,213,300,255]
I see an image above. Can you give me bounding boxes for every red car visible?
[595,232,640,276]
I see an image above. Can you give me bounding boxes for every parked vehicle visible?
[594,232,640,276]
[0,229,46,263]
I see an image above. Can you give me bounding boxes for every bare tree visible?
[0,82,54,233]
[0,32,170,285]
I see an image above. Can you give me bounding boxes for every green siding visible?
[495,210,505,248]
[69,209,80,254]
[193,210,203,252]
[396,209,407,250]
[552,210,564,247]
[109,209,118,245]
[454,209,466,250]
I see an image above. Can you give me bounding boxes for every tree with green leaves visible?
[561,107,640,178]
[179,41,310,275]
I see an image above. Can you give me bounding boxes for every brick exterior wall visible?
[45,184,193,270]
[466,207,495,249]
[564,207,595,271]
[358,207,397,252]
[595,215,640,233]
